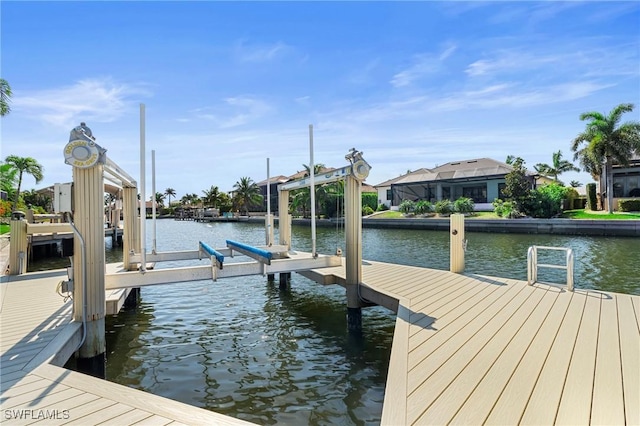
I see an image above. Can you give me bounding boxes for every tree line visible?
[2,78,638,216]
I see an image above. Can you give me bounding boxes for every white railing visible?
[527,245,574,291]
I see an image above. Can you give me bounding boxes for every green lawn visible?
[0,223,9,235]
[368,209,640,220]
[561,209,640,220]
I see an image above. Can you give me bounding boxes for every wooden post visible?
[345,174,363,332]
[122,186,140,270]
[278,189,291,249]
[72,163,106,378]
[9,213,28,275]
[278,188,292,287]
[450,213,465,273]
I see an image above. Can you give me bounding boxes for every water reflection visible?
[64,219,639,425]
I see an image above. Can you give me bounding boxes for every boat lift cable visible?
[64,212,87,352]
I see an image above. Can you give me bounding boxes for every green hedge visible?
[362,193,378,212]
[586,183,597,211]
[618,198,640,212]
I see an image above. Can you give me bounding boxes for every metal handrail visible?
[527,245,574,291]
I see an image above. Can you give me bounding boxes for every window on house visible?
[386,189,392,201]
[498,183,506,199]
[462,185,487,203]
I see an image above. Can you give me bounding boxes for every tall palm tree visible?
[164,188,176,207]
[0,78,11,116]
[534,150,579,182]
[232,177,262,215]
[4,155,44,210]
[571,103,640,213]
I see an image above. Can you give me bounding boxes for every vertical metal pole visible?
[567,249,574,292]
[345,174,362,332]
[151,149,157,254]
[450,213,465,273]
[139,104,147,272]
[72,163,106,378]
[309,124,316,257]
[122,186,140,271]
[266,158,273,246]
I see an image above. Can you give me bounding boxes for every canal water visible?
[32,220,639,424]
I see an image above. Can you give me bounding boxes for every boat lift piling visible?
[278,146,371,332]
[61,119,141,377]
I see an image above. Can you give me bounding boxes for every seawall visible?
[287,217,640,237]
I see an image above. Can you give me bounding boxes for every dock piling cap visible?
[11,210,25,220]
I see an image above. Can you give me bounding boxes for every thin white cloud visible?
[391,44,457,88]
[193,95,274,128]
[12,78,150,129]
[234,39,290,62]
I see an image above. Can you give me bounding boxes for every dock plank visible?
[519,291,587,425]
[482,288,569,425]
[591,293,625,425]
[407,286,548,423]
[617,294,640,425]
[555,292,601,425]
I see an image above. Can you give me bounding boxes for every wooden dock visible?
[303,261,640,425]
[2,259,638,425]
[0,270,252,425]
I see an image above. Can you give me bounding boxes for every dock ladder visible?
[527,245,575,291]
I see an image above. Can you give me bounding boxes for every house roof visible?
[385,158,517,186]
[374,168,433,187]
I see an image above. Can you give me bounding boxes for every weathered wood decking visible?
[0,270,252,425]
[303,261,640,425]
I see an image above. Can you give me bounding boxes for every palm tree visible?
[153,192,165,207]
[571,103,640,213]
[570,180,582,188]
[302,163,327,218]
[232,177,262,215]
[164,188,176,207]
[0,162,17,201]
[534,150,579,182]
[180,193,200,207]
[4,155,44,210]
[0,78,11,116]
[202,185,223,209]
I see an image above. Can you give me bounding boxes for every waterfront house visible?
[375,158,552,211]
[600,154,640,210]
[256,167,376,214]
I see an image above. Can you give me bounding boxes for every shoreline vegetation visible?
[367,209,640,220]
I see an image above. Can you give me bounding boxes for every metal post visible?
[309,125,316,257]
[345,174,362,332]
[151,149,157,254]
[450,213,465,273]
[266,158,273,246]
[72,162,106,378]
[139,104,147,272]
[122,186,140,270]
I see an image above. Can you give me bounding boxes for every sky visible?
[1,1,639,200]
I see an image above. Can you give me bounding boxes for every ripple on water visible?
[102,220,637,425]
